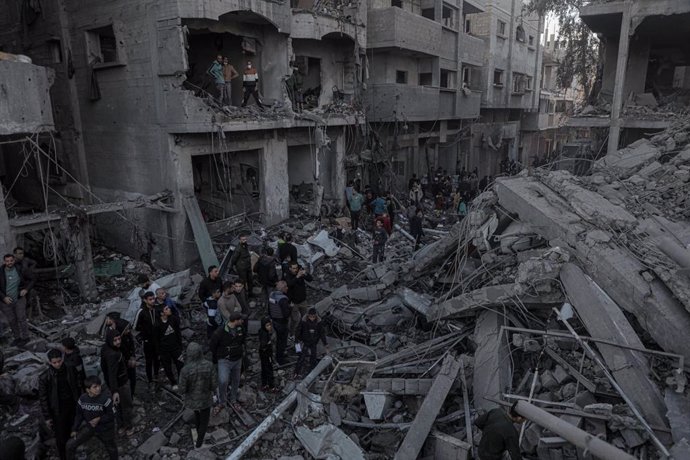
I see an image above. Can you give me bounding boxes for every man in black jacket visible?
[254,247,278,306]
[229,233,253,294]
[198,265,222,304]
[409,208,424,251]
[268,281,291,365]
[105,312,137,397]
[156,305,183,390]
[61,337,86,391]
[277,233,298,273]
[100,329,134,435]
[134,291,160,385]
[67,375,118,460]
[39,348,82,460]
[0,253,34,345]
[258,317,276,391]
[294,308,328,378]
[372,220,388,263]
[284,262,313,337]
[209,312,245,411]
[475,403,525,460]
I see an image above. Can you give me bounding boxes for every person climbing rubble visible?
[293,308,328,379]
[210,311,245,413]
[178,342,217,450]
[475,403,525,460]
[39,348,82,460]
[67,375,118,460]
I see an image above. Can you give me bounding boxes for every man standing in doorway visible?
[207,55,225,103]
[241,60,263,108]
[0,253,34,346]
[222,57,239,106]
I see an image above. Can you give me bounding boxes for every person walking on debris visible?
[268,280,291,365]
[39,348,82,460]
[241,60,263,108]
[1,252,34,346]
[222,56,239,106]
[105,312,137,397]
[61,337,86,391]
[134,291,161,386]
[294,308,328,378]
[100,329,135,436]
[284,261,313,337]
[258,317,277,391]
[157,305,184,390]
[67,375,118,460]
[254,247,278,307]
[372,220,388,263]
[198,265,222,303]
[178,342,217,449]
[410,208,424,251]
[230,232,253,294]
[349,188,364,230]
[210,312,245,413]
[203,287,222,339]
[475,403,525,460]
[207,55,225,104]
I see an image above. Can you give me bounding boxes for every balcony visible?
[177,0,292,33]
[0,61,54,135]
[367,8,441,56]
[459,33,486,67]
[522,112,569,131]
[365,84,480,121]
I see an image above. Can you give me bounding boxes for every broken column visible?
[472,311,510,412]
[259,132,290,225]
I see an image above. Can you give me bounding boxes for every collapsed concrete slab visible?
[560,263,669,431]
[496,176,690,361]
[472,311,510,412]
[593,138,660,177]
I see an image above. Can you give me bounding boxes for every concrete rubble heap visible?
[3,124,690,458]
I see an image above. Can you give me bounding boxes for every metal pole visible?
[394,223,415,242]
[514,400,637,460]
[226,356,333,460]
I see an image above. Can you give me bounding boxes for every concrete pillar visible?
[60,216,98,301]
[0,181,16,256]
[607,3,632,156]
[332,127,346,208]
[260,131,289,225]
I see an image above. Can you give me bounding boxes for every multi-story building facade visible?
[568,0,690,155]
[465,0,543,176]
[0,0,367,270]
[364,0,486,190]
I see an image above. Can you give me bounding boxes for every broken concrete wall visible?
[0,61,54,135]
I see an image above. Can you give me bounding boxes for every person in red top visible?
[375,213,392,235]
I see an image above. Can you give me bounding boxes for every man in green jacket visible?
[178,342,217,449]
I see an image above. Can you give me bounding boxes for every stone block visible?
[540,370,558,390]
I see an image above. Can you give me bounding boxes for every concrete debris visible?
[294,423,365,460]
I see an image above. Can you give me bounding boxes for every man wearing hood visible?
[39,348,81,460]
[105,312,137,397]
[179,342,217,449]
[258,317,276,391]
[100,329,134,435]
[61,337,86,391]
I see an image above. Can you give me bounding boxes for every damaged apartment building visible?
[0,0,366,281]
[568,0,690,156]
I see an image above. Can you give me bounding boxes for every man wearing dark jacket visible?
[209,312,245,411]
[61,338,86,392]
[134,291,160,385]
[229,233,253,294]
[67,375,118,460]
[475,404,525,460]
[0,253,34,345]
[409,208,424,251]
[372,220,388,263]
[198,265,222,304]
[105,312,137,397]
[268,281,291,365]
[156,305,183,389]
[277,233,298,271]
[179,342,217,449]
[100,329,133,435]
[254,247,278,306]
[258,317,276,391]
[294,308,328,377]
[284,262,313,337]
[39,348,82,460]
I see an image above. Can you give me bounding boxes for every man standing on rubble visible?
[0,253,34,346]
[230,232,253,295]
[210,312,245,412]
[178,342,217,449]
[198,265,222,303]
[241,60,263,108]
[349,189,364,231]
[207,54,225,103]
[134,292,161,386]
[410,208,424,251]
[372,220,388,263]
[155,287,179,317]
[254,247,278,306]
[475,403,525,460]
[100,329,135,436]
[61,337,86,391]
[204,287,223,339]
[67,375,118,460]
[294,308,328,378]
[39,348,82,460]
[268,280,291,365]
[278,232,298,273]
[156,305,184,390]
[284,261,313,338]
[222,56,239,106]
[105,312,137,397]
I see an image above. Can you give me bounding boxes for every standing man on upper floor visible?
[241,60,263,108]
[207,54,225,103]
[222,56,239,106]
[0,253,34,346]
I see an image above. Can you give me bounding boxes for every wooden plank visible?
[182,196,220,271]
[394,355,462,460]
